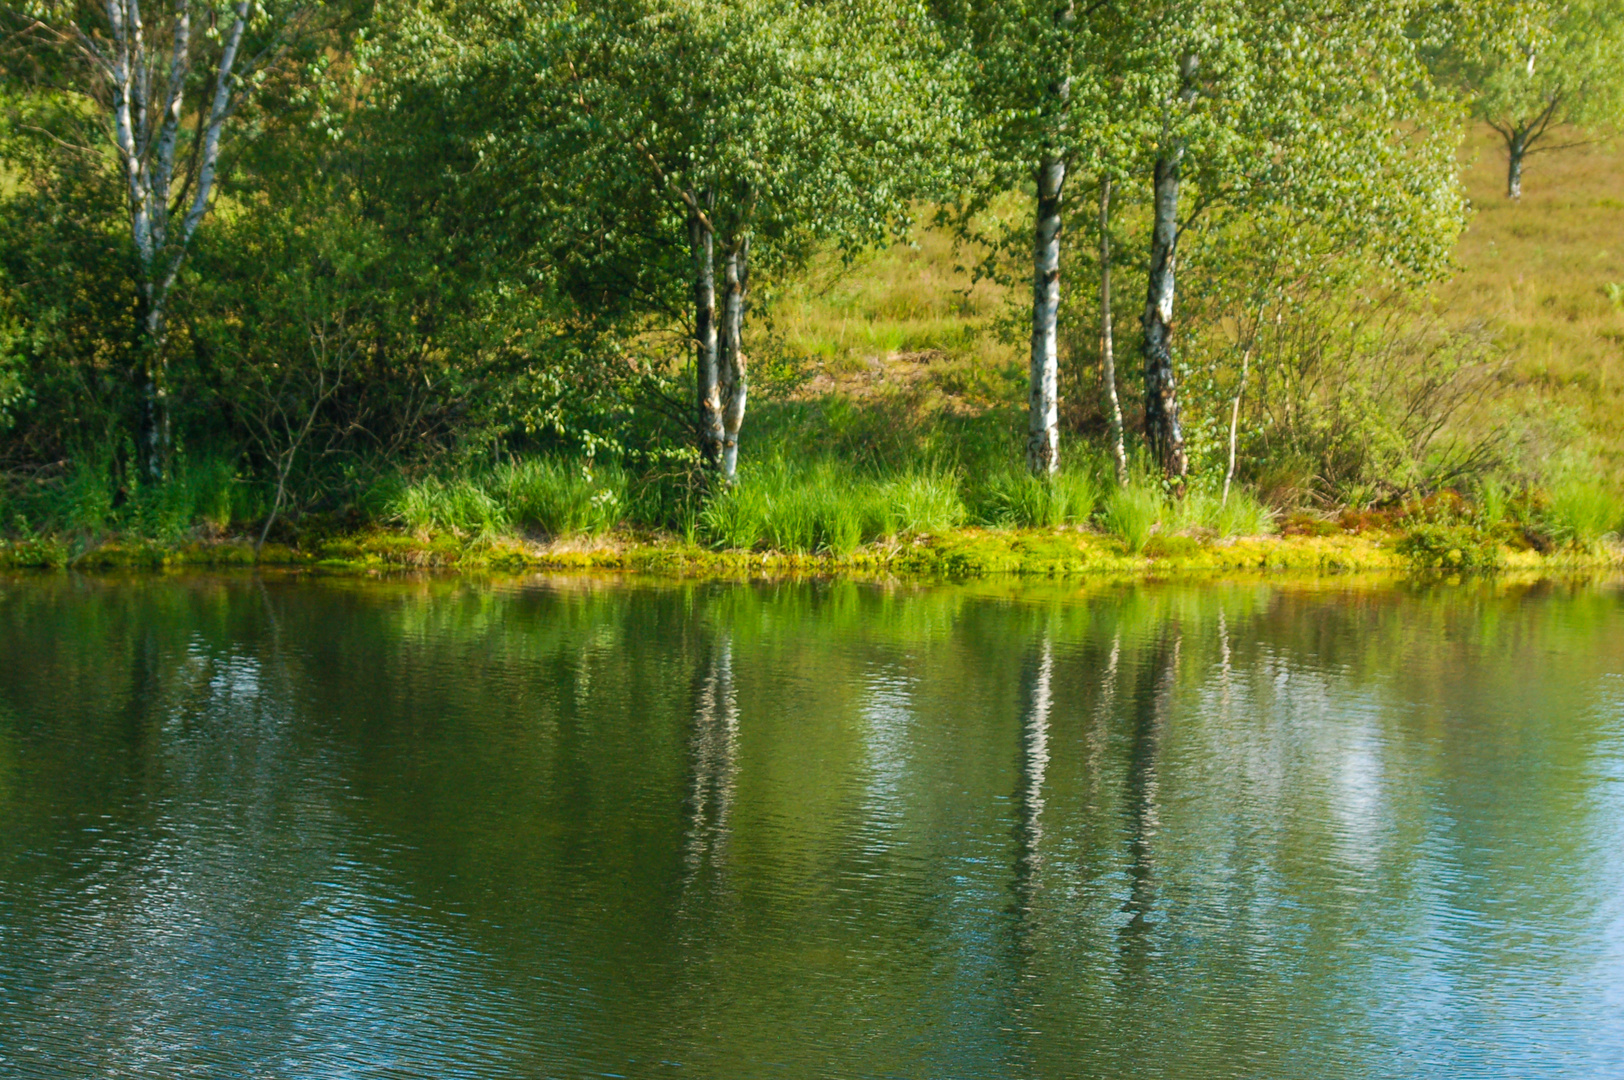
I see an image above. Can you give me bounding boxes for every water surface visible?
[1,573,1621,1078]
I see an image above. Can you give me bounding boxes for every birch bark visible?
[1142,147,1187,480]
[691,207,722,471]
[1098,179,1126,485]
[1507,131,1527,199]
[80,0,259,477]
[718,237,749,484]
[1027,157,1064,475]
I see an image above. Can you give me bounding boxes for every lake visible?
[1,573,1621,1079]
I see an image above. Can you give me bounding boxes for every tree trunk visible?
[1099,179,1127,486]
[136,296,170,481]
[1507,132,1527,200]
[1222,344,1251,507]
[692,207,722,470]
[719,237,749,484]
[1142,148,1187,481]
[1028,157,1065,475]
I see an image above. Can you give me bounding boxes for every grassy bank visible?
[6,497,1618,579]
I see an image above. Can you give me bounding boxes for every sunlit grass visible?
[699,458,966,554]
[1540,474,1622,546]
[1443,126,1624,482]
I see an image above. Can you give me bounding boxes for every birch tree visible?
[511,0,947,483]
[3,0,320,477]
[936,0,1111,476]
[1116,0,1461,482]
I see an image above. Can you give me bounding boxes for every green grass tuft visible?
[493,458,627,537]
[699,459,966,554]
[1099,485,1166,553]
[1540,475,1621,547]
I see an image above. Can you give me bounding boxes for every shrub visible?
[1396,521,1503,571]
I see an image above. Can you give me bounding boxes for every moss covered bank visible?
[5,526,1618,580]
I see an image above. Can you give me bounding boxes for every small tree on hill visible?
[1449,0,1624,199]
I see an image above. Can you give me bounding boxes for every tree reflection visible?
[1012,633,1054,928]
[683,631,739,885]
[1119,625,1180,972]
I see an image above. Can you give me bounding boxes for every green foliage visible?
[1397,521,1504,571]
[1177,488,1276,538]
[492,459,628,537]
[970,465,1106,528]
[1437,0,1624,194]
[391,476,510,540]
[385,458,629,540]
[0,448,248,539]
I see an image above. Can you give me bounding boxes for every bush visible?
[1396,521,1503,571]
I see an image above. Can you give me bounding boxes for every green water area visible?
[1,574,1621,1078]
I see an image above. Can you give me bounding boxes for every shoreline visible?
[4,527,1619,580]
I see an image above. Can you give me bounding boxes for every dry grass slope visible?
[1444,126,1624,478]
[764,126,1624,485]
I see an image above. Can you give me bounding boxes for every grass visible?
[1540,474,1622,546]
[0,450,253,541]
[12,122,1624,560]
[1442,126,1624,482]
[1099,486,1166,553]
[968,464,1108,528]
[699,459,966,554]
[390,459,628,540]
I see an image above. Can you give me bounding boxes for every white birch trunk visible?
[1027,158,1065,476]
[92,0,255,478]
[1507,133,1526,200]
[1142,148,1187,481]
[719,238,749,484]
[1099,179,1126,486]
[1222,345,1251,507]
[692,208,722,471]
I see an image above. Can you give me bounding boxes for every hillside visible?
[768,125,1624,485]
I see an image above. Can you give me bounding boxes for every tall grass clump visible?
[5,449,246,539]
[130,452,241,537]
[1540,475,1621,547]
[1177,487,1276,538]
[1475,477,1510,530]
[972,464,1106,528]
[700,459,965,554]
[493,458,627,537]
[391,475,509,538]
[879,470,966,534]
[1099,484,1166,553]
